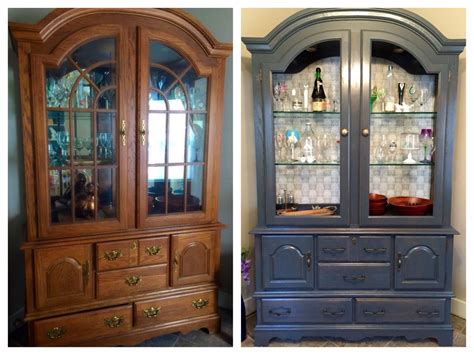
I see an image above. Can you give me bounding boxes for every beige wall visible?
[241,8,466,317]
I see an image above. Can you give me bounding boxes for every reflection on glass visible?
[148,113,166,164]
[89,65,116,89]
[150,67,174,92]
[182,69,207,110]
[48,111,70,167]
[187,114,206,162]
[149,91,167,111]
[168,165,185,213]
[73,169,95,220]
[168,113,186,163]
[97,89,116,110]
[167,84,187,110]
[71,38,115,69]
[73,79,95,109]
[186,165,204,211]
[97,112,116,164]
[50,169,72,224]
[73,112,93,164]
[149,41,189,75]
[46,60,80,108]
[98,168,116,219]
[148,166,165,215]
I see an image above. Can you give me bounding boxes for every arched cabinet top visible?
[242,8,465,56]
[9,8,232,58]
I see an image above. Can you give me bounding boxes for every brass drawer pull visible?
[104,315,124,328]
[417,310,440,317]
[343,275,366,282]
[120,120,126,146]
[125,275,141,286]
[192,298,209,309]
[364,247,387,253]
[47,326,66,339]
[145,245,162,256]
[143,306,161,318]
[104,250,122,261]
[363,309,385,316]
[139,120,146,146]
[322,309,345,316]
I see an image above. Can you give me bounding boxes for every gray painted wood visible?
[318,263,391,290]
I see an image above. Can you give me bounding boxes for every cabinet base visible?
[253,325,453,346]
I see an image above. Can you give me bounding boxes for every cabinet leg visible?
[436,331,453,346]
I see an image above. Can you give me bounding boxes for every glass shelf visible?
[276,162,340,166]
[370,112,436,119]
[370,162,433,166]
[273,111,340,118]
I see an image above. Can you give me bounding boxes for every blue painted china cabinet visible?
[243,8,465,346]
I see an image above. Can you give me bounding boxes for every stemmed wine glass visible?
[274,130,286,162]
[419,129,433,163]
[74,137,84,160]
[57,131,70,164]
[83,137,93,159]
[98,133,108,159]
[273,82,283,111]
[408,84,420,112]
[285,130,300,161]
[419,88,430,111]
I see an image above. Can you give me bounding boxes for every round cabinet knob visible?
[362,128,370,137]
[340,128,349,137]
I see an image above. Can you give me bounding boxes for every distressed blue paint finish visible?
[318,236,351,262]
[318,263,391,290]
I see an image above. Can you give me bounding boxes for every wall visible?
[241,8,466,318]
[8,8,233,327]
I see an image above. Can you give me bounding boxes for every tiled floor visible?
[9,308,232,347]
[242,313,466,347]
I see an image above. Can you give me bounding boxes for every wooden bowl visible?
[388,196,433,216]
[369,193,387,202]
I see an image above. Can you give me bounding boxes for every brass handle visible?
[362,128,369,137]
[139,120,146,146]
[125,275,141,286]
[104,250,122,261]
[47,326,66,339]
[305,252,312,269]
[341,128,349,137]
[143,306,161,318]
[397,253,402,271]
[104,315,124,328]
[173,252,179,272]
[83,261,90,286]
[120,120,126,146]
[192,298,209,309]
[145,245,162,256]
[130,241,137,250]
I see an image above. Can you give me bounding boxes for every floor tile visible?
[453,332,466,347]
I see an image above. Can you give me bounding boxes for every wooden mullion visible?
[162,65,192,95]
[183,112,190,212]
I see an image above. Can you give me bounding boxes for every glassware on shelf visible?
[400,132,420,164]
[408,84,420,111]
[83,137,93,159]
[376,88,385,112]
[388,140,398,162]
[303,84,310,112]
[74,138,84,160]
[383,65,396,112]
[300,122,316,163]
[374,134,389,163]
[370,87,378,112]
[57,131,70,164]
[419,88,430,111]
[419,128,433,163]
[273,82,283,111]
[285,129,300,161]
[290,87,303,111]
[274,130,287,162]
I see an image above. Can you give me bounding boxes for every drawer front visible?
[318,236,351,262]
[96,240,138,271]
[318,263,391,290]
[134,290,216,327]
[33,305,132,346]
[139,237,169,266]
[355,298,446,324]
[96,264,167,299]
[357,236,391,262]
[261,298,352,324]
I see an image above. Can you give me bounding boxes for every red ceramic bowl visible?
[369,206,386,215]
[369,193,387,202]
[369,200,387,208]
[388,196,433,216]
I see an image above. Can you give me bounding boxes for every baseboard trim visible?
[8,307,25,334]
[451,297,466,319]
[244,296,256,315]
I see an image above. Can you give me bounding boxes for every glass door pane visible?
[368,41,437,218]
[146,41,206,216]
[271,40,342,218]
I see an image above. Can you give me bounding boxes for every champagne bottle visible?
[311,67,326,112]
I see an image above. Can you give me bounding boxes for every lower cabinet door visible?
[134,290,216,327]
[355,298,446,324]
[34,244,94,309]
[33,304,133,346]
[261,298,352,324]
[262,235,314,290]
[395,236,446,290]
[170,231,216,286]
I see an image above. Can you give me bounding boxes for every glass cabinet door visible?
[138,35,209,228]
[267,37,350,225]
[360,38,446,226]
[37,34,128,237]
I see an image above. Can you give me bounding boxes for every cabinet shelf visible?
[275,162,340,166]
[273,111,340,119]
[370,112,436,119]
[370,162,433,166]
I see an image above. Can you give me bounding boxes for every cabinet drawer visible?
[134,290,216,327]
[261,298,352,324]
[33,304,132,346]
[318,263,391,290]
[318,236,351,262]
[355,298,446,324]
[96,264,167,299]
[139,237,169,266]
[357,236,391,262]
[96,240,138,271]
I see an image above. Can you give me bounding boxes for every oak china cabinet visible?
[243,8,464,346]
[9,8,231,346]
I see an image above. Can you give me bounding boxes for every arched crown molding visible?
[242,8,465,55]
[9,8,232,58]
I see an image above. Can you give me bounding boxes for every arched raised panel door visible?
[31,25,130,238]
[171,231,216,286]
[35,245,93,309]
[395,236,446,289]
[262,235,314,290]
